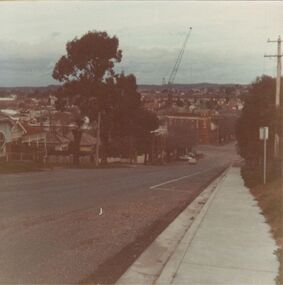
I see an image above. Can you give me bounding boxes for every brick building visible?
[164,113,219,145]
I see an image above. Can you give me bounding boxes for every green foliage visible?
[53,31,122,83]
[133,109,160,154]
[167,123,197,151]
[235,75,281,186]
[52,30,159,163]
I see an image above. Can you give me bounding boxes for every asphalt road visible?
[0,143,238,284]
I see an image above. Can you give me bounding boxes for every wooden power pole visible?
[95,112,101,167]
[264,36,282,163]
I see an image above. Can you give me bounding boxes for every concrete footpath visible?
[117,167,279,285]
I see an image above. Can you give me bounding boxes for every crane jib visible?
[168,27,192,86]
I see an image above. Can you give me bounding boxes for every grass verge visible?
[249,179,282,284]
[0,160,135,174]
[0,161,51,174]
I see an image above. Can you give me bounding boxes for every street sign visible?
[259,126,269,184]
[259,127,269,140]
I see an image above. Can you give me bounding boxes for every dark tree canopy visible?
[53,31,122,121]
[52,30,159,164]
[235,75,282,186]
[53,31,122,83]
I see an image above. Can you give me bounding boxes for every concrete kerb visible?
[116,166,230,285]
[155,169,229,285]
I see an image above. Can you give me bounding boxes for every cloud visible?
[0,43,275,87]
[51,32,61,38]
[116,46,274,85]
[0,55,57,86]
[0,1,281,86]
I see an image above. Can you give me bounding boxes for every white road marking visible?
[149,168,214,190]
[151,187,193,193]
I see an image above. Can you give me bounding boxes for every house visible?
[0,112,26,158]
[66,132,97,153]
[20,124,47,146]
[20,124,71,155]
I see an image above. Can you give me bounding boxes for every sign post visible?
[259,127,269,184]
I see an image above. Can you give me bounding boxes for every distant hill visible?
[0,82,248,95]
[138,83,247,91]
[0,85,59,93]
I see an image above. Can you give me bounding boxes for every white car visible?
[188,156,197,164]
[179,154,191,161]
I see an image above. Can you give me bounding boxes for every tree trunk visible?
[144,152,148,165]
[100,137,108,165]
[129,136,134,164]
[72,128,82,167]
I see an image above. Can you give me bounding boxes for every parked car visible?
[178,154,197,164]
[188,156,197,164]
[178,154,191,161]
[188,152,196,158]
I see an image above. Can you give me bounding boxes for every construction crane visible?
[165,27,192,105]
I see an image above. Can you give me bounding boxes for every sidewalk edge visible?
[154,168,229,284]
[116,167,230,285]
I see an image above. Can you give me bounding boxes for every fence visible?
[6,151,45,162]
[4,152,146,165]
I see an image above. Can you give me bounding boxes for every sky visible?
[0,0,282,87]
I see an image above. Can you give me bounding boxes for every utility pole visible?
[95,112,101,167]
[264,36,282,163]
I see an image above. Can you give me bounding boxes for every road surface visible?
[0,144,237,284]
